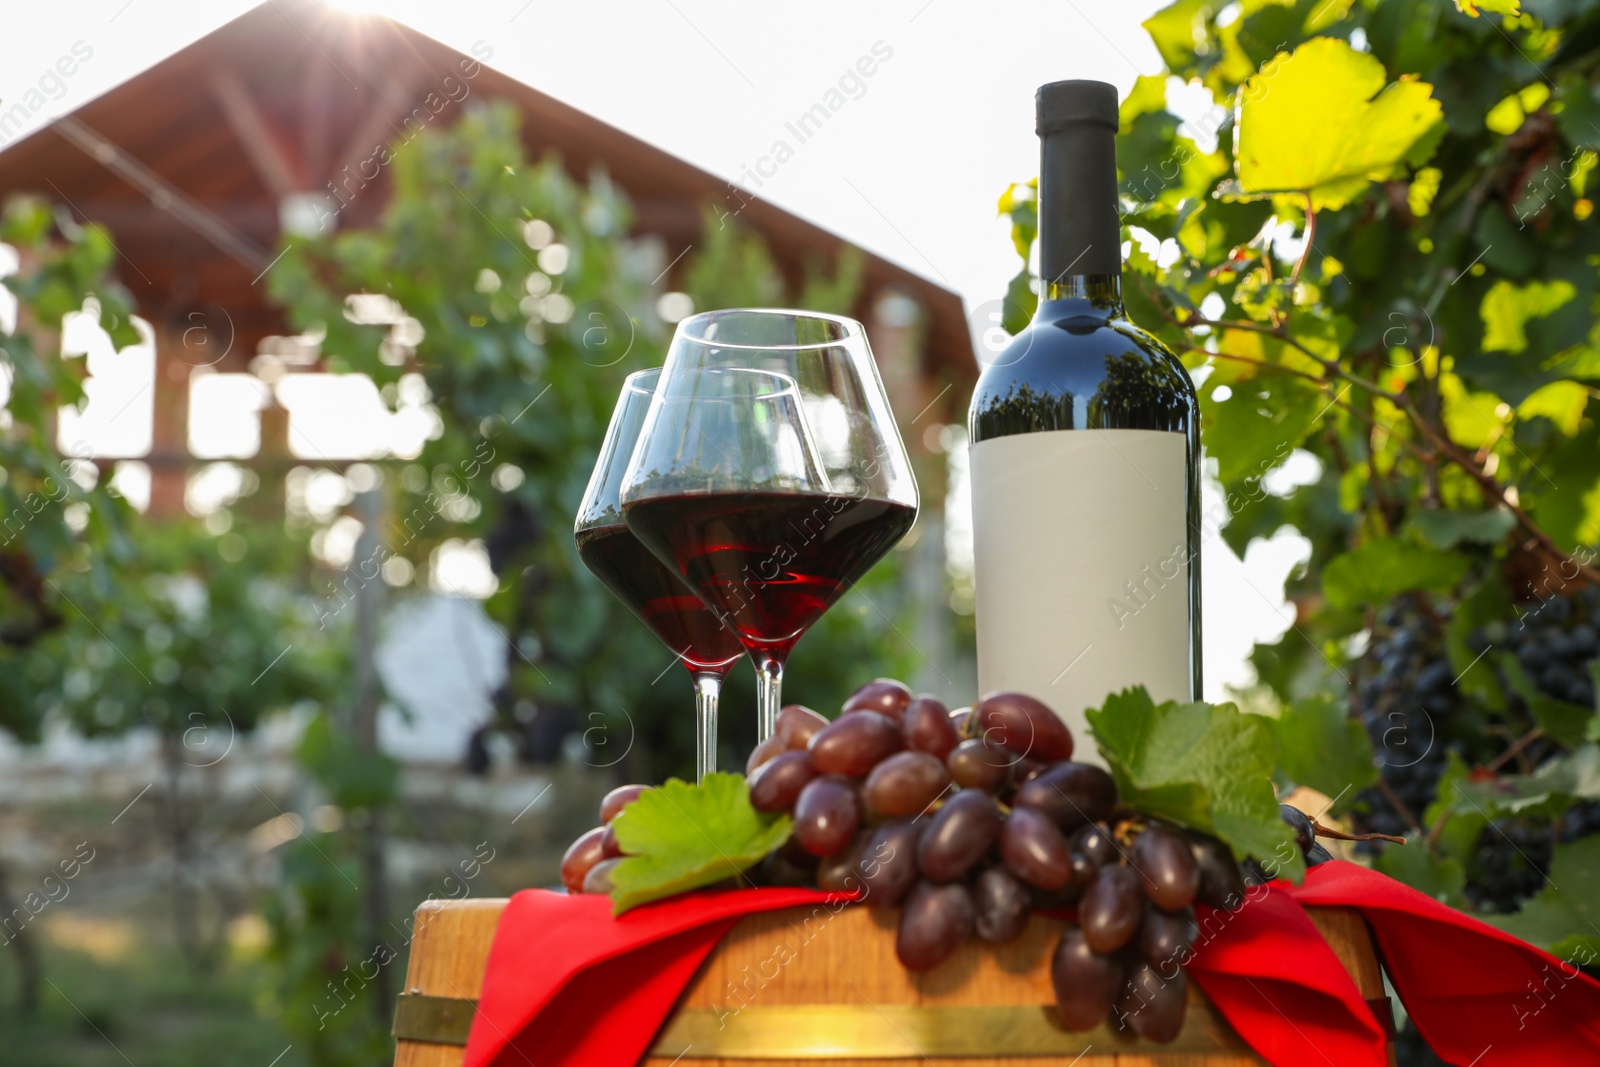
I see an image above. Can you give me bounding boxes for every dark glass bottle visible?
[967,80,1202,746]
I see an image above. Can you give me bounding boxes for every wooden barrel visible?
[392,898,1393,1066]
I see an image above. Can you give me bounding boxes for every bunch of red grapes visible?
[561,679,1321,1043]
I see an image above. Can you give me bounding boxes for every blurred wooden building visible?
[0,0,974,516]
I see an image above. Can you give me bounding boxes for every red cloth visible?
[1285,860,1600,1067]
[460,863,1600,1067]
[463,887,853,1067]
[1184,882,1387,1066]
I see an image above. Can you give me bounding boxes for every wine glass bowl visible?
[668,309,918,509]
[574,368,747,780]
[620,311,919,743]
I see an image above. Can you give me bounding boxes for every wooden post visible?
[353,486,395,1026]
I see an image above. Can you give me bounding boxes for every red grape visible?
[917,788,1001,882]
[1011,757,1047,787]
[1013,762,1117,831]
[808,711,902,777]
[816,833,865,891]
[748,750,818,812]
[949,707,971,736]
[746,735,785,773]
[1080,865,1143,952]
[600,784,650,824]
[864,751,950,818]
[895,880,975,970]
[793,775,862,856]
[842,678,913,723]
[600,823,621,858]
[1115,960,1187,1043]
[973,692,1074,762]
[758,848,816,887]
[581,856,623,895]
[902,696,959,759]
[856,820,923,907]
[1189,832,1247,911]
[1051,926,1125,1031]
[1138,905,1197,969]
[776,704,829,750]
[946,738,1011,793]
[560,826,609,894]
[1074,824,1121,869]
[1130,823,1200,912]
[973,866,1031,944]
[999,807,1074,890]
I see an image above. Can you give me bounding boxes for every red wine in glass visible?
[574,523,744,675]
[622,489,916,658]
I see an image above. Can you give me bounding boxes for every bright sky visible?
[0,0,1313,700]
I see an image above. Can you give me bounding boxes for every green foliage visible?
[1374,830,1467,904]
[1321,538,1470,608]
[608,772,792,913]
[1267,694,1378,808]
[1088,687,1303,880]
[1491,835,1600,958]
[1003,0,1600,954]
[0,195,142,739]
[261,833,390,1066]
[47,521,341,742]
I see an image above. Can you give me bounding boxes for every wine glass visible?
[620,310,919,743]
[575,369,746,781]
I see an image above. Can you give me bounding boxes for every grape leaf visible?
[1374,831,1466,906]
[1481,279,1576,353]
[1490,836,1600,964]
[1321,538,1470,609]
[1231,37,1442,210]
[1455,0,1521,15]
[1088,688,1303,881]
[1499,657,1596,751]
[608,773,793,915]
[1268,694,1376,809]
[1450,744,1600,821]
[1409,507,1516,549]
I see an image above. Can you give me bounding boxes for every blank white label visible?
[970,429,1193,765]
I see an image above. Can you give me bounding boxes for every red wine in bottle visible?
[967,80,1201,759]
[622,489,916,659]
[575,523,745,676]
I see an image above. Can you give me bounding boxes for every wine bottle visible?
[967,80,1201,760]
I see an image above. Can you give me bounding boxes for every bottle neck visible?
[1037,117,1122,313]
[1040,273,1123,317]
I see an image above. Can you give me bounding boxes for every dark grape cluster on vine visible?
[562,679,1336,1043]
[1350,588,1599,919]
[1463,819,1553,914]
[1352,599,1476,841]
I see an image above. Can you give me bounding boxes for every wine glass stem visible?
[693,672,721,783]
[754,654,784,743]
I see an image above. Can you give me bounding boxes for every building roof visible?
[0,0,974,382]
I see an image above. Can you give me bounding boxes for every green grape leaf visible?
[608,772,793,915]
[1409,506,1517,549]
[1089,688,1303,881]
[1455,0,1522,15]
[1490,836,1600,965]
[1268,694,1376,809]
[1451,744,1600,821]
[1199,345,1324,486]
[1321,538,1470,609]
[1374,831,1466,906]
[1500,657,1597,751]
[1231,37,1442,210]
[1481,279,1576,353]
[1444,576,1512,711]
